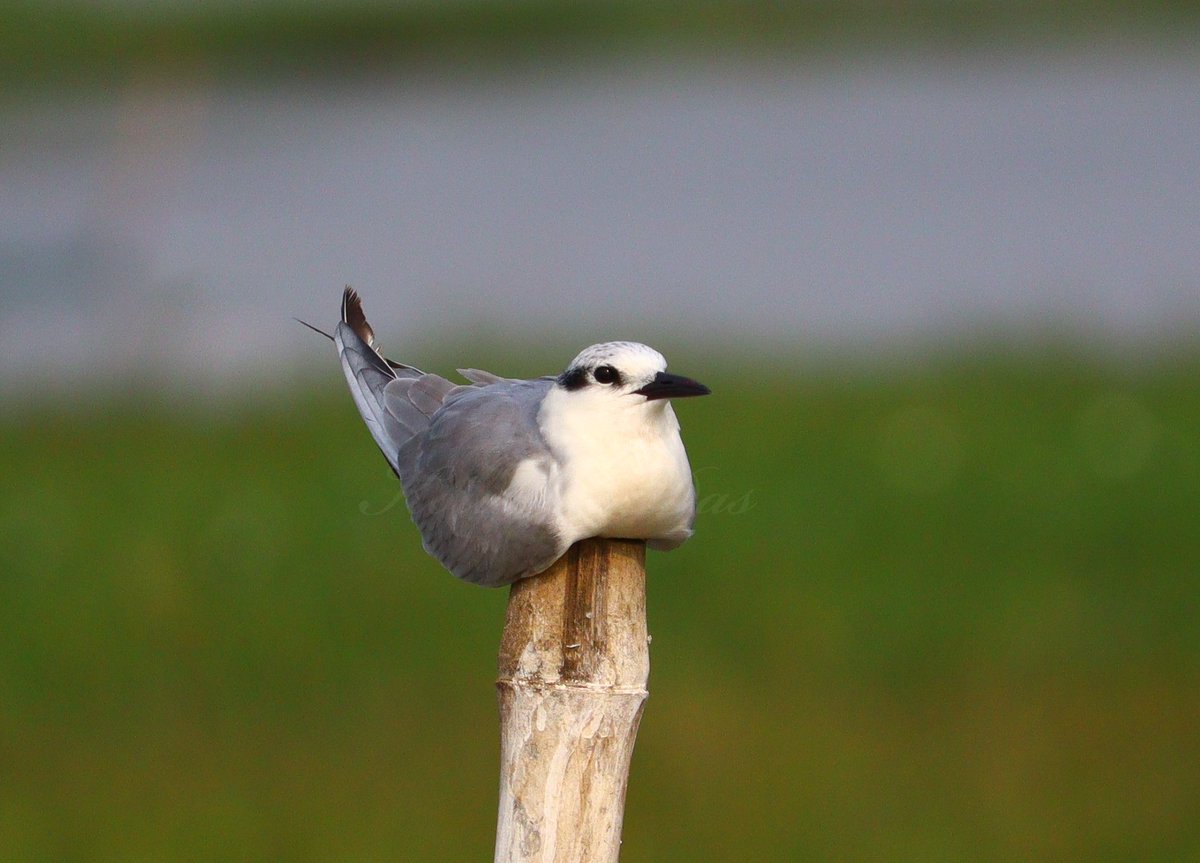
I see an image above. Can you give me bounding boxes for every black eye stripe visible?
[559,362,626,389]
[558,367,589,390]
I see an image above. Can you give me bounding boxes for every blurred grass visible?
[4,0,1200,89]
[1,347,1199,861]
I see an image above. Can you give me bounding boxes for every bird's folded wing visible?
[396,378,565,585]
[335,318,466,478]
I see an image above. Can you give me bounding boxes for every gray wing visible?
[397,378,566,587]
[333,288,564,585]
[334,287,468,476]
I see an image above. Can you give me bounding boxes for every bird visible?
[306,287,710,587]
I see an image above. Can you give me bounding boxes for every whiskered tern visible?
[309,288,710,587]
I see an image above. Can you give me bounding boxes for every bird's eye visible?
[593,365,619,385]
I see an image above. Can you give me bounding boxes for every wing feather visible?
[330,288,565,585]
[457,368,509,386]
[397,378,565,585]
[334,288,458,475]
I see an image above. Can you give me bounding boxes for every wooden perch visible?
[494,538,650,863]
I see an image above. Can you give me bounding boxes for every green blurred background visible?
[3,2,1199,861]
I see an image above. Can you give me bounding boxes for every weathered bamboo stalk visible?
[494,538,650,863]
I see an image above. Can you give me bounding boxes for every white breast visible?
[537,387,697,546]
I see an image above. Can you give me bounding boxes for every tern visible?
[309,288,710,587]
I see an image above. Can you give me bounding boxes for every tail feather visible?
[295,318,334,341]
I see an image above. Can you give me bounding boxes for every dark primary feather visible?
[341,287,377,350]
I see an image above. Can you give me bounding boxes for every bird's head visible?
[557,341,710,407]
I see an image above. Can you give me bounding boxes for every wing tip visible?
[341,286,375,347]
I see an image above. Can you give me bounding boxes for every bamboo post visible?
[494,538,650,863]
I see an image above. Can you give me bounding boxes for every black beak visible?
[634,371,711,401]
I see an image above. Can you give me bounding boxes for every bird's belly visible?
[559,442,695,541]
